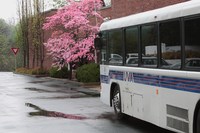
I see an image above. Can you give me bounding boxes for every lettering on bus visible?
[123,71,134,82]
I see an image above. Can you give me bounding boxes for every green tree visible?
[15,23,25,68]
[0,19,16,71]
[17,0,45,69]
[31,0,45,68]
[17,0,30,68]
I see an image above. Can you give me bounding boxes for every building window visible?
[102,0,111,7]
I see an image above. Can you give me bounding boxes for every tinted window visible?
[100,31,107,64]
[141,24,157,67]
[108,30,123,65]
[125,27,139,66]
[160,20,181,69]
[184,17,200,69]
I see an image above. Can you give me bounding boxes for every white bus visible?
[95,1,200,133]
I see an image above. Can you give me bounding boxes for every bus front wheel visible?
[113,85,123,119]
[196,109,200,133]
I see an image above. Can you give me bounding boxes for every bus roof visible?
[100,1,200,31]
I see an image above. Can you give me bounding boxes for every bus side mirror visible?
[94,37,102,50]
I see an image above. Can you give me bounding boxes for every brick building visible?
[100,0,188,20]
[41,9,57,69]
[38,0,189,69]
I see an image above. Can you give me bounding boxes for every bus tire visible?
[196,109,200,133]
[112,85,123,119]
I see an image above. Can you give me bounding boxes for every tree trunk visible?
[69,63,72,80]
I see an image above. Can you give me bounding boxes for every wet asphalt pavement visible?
[0,72,173,133]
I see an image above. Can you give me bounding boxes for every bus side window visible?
[184,17,200,70]
[100,32,108,64]
[125,27,139,66]
[141,24,157,67]
[108,30,123,66]
[159,20,181,69]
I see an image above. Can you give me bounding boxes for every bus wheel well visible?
[193,100,200,133]
[110,83,119,107]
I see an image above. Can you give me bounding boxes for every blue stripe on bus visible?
[100,75,110,84]
[100,70,200,93]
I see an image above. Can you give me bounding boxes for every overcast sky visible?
[0,0,18,22]
[0,0,53,23]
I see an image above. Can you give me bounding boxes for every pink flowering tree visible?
[43,0,103,72]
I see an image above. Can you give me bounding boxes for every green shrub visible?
[76,63,100,83]
[16,67,48,75]
[49,66,69,78]
[15,67,32,74]
[32,67,48,75]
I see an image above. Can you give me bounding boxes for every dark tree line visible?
[0,19,16,71]
[16,0,45,69]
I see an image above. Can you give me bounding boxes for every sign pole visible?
[11,48,19,70]
[15,55,17,70]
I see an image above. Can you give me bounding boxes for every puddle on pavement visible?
[46,84,63,88]
[26,103,88,120]
[26,103,120,122]
[28,81,47,84]
[25,87,98,99]
[25,87,77,94]
[25,87,53,93]
[96,112,116,119]
[33,94,90,99]
[70,88,100,97]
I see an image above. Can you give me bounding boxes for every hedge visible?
[76,63,100,83]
